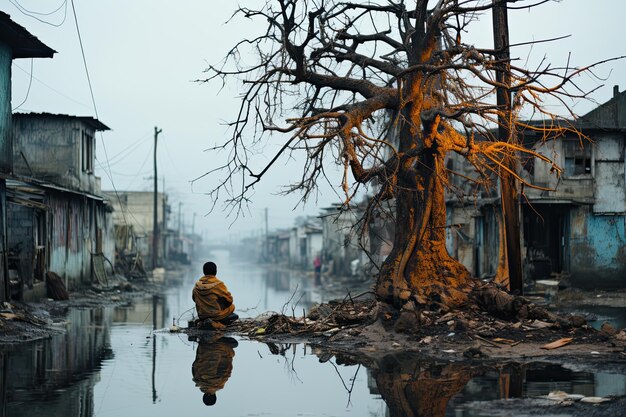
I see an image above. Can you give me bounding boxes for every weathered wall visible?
[593,135,625,214]
[103,191,165,260]
[12,116,98,194]
[446,205,477,275]
[320,209,361,274]
[48,195,100,289]
[0,42,11,173]
[7,203,34,288]
[99,206,115,267]
[527,138,595,202]
[569,206,626,289]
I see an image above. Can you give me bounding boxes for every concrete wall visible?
[446,205,477,274]
[104,191,166,260]
[527,138,594,202]
[569,206,626,289]
[12,116,99,194]
[593,135,625,214]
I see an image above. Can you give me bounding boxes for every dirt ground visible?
[0,274,164,344]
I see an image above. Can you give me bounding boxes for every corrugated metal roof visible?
[6,177,105,201]
[13,112,111,131]
[579,86,626,130]
[0,12,55,58]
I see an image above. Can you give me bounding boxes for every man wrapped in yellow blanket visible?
[192,262,239,330]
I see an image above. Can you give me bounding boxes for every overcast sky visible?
[4,0,626,241]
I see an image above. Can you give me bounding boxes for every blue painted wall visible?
[569,208,626,288]
[0,42,11,173]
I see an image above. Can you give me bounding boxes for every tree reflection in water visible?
[373,352,480,417]
[190,335,238,407]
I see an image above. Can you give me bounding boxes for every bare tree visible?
[199,0,612,310]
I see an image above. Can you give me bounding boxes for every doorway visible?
[522,204,569,279]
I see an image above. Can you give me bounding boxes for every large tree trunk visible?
[376,148,473,309]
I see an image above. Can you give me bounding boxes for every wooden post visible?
[492,0,523,294]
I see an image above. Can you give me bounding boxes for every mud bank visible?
[0,275,166,344]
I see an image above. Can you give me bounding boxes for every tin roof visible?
[0,12,55,58]
[13,112,111,131]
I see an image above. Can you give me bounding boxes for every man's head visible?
[202,393,217,406]
[203,262,217,276]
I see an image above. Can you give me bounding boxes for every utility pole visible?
[152,126,162,270]
[493,0,523,294]
[162,178,167,262]
[178,202,182,237]
[264,207,269,261]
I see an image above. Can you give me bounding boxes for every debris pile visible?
[230,299,378,337]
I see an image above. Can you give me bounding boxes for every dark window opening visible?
[563,140,591,176]
[82,130,94,173]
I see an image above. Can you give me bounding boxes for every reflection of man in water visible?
[192,336,238,406]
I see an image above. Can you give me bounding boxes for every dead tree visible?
[199,0,613,311]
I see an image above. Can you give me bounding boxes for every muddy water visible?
[1,251,625,416]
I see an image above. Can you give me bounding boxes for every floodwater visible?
[1,251,625,417]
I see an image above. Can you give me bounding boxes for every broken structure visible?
[446,87,626,289]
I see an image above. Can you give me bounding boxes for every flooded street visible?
[1,251,626,416]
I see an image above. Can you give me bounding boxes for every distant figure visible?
[192,262,239,330]
[192,335,238,406]
[313,255,322,285]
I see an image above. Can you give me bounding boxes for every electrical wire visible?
[10,0,67,15]
[9,0,68,26]
[106,132,152,166]
[70,0,137,247]
[13,63,92,109]
[12,58,33,111]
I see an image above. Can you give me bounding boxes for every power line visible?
[106,131,152,166]
[70,0,117,188]
[70,0,98,120]
[70,0,134,237]
[12,58,33,111]
[10,0,67,16]
[9,0,68,26]
[12,63,92,109]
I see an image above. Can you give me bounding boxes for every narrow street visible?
[1,252,625,416]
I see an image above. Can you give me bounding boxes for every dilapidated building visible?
[8,113,113,300]
[0,13,54,301]
[446,86,626,289]
[104,190,169,269]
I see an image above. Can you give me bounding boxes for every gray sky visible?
[5,0,626,241]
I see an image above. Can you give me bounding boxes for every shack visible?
[8,113,113,299]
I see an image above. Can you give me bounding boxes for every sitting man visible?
[192,262,239,330]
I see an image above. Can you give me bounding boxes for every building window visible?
[563,140,591,176]
[82,130,94,173]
